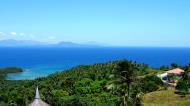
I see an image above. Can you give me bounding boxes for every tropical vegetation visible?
[0,60,190,106]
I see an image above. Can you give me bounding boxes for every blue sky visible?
[0,0,190,47]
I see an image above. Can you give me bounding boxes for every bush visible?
[176,80,189,95]
[140,75,163,93]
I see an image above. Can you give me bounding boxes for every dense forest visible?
[0,60,190,106]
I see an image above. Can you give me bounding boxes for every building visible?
[157,68,185,87]
[166,68,185,75]
[157,72,168,79]
[158,68,184,79]
[28,86,49,106]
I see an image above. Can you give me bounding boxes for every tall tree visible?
[171,63,178,69]
[109,60,142,106]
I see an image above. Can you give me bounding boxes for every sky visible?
[0,0,190,47]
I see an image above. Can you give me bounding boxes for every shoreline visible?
[0,67,23,80]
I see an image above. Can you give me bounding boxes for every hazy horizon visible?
[0,0,190,47]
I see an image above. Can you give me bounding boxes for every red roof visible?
[166,68,184,75]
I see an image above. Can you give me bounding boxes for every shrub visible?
[140,75,163,93]
[176,80,189,95]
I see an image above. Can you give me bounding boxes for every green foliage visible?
[176,65,190,95]
[0,74,5,80]
[170,63,178,69]
[176,80,189,95]
[159,65,169,71]
[74,78,105,95]
[0,67,23,80]
[140,75,163,93]
[167,74,177,83]
[0,61,117,105]
[0,67,23,74]
[110,60,143,106]
[0,60,161,106]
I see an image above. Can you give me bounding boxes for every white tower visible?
[28,86,50,106]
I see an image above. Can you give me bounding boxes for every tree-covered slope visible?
[0,60,163,106]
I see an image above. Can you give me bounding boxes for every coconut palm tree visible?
[108,60,142,106]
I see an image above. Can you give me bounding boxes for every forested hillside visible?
[0,60,169,106]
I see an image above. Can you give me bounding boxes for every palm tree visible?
[108,60,142,106]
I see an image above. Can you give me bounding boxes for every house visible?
[158,68,184,79]
[157,68,185,87]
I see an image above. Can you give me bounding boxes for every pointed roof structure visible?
[35,86,40,99]
[28,86,49,106]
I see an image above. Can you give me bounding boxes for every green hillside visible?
[0,60,189,106]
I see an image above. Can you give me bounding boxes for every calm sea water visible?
[0,47,190,80]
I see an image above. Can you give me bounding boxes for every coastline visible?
[1,47,190,80]
[0,67,23,80]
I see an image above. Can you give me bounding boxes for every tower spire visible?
[35,86,40,99]
[28,86,49,106]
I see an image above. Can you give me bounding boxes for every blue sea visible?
[0,47,190,80]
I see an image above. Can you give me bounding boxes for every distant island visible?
[0,67,23,80]
[0,39,104,48]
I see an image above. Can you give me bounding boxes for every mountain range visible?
[0,39,103,48]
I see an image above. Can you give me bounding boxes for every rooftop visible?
[166,68,185,75]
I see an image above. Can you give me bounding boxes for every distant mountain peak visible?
[0,39,103,48]
[0,39,48,47]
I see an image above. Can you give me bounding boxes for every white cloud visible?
[0,32,6,36]
[10,32,17,36]
[48,36,56,40]
[19,33,25,36]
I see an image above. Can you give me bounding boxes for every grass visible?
[138,68,164,79]
[143,88,190,106]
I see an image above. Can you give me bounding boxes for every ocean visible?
[0,47,190,80]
